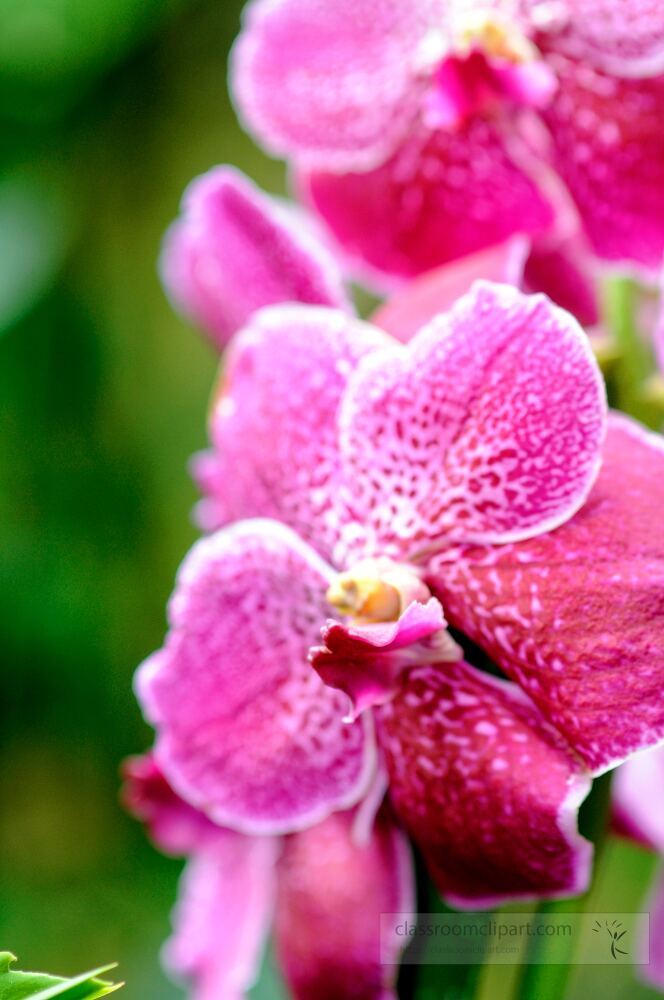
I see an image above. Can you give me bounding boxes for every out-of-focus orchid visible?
[231,0,664,285]
[160,166,350,349]
[161,164,537,350]
[122,754,413,1000]
[132,280,656,910]
[613,746,664,991]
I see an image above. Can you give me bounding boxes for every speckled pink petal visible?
[199,305,388,562]
[161,167,349,349]
[378,660,592,907]
[310,599,455,719]
[232,0,444,172]
[430,413,664,774]
[337,282,605,563]
[532,0,664,77]
[372,237,528,343]
[165,834,278,1000]
[300,121,555,286]
[522,230,601,328]
[613,746,664,853]
[136,520,375,834]
[541,53,664,275]
[121,752,220,856]
[274,807,414,1000]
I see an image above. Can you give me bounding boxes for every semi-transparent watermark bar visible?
[380,912,650,965]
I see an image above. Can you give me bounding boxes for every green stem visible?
[512,772,613,1000]
[604,277,659,427]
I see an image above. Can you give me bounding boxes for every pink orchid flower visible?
[132,277,664,913]
[162,162,603,357]
[123,754,413,1000]
[613,746,664,990]
[160,166,350,350]
[231,0,664,286]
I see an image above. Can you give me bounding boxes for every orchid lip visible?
[326,558,431,623]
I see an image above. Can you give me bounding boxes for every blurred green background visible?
[0,0,285,994]
[0,1,659,997]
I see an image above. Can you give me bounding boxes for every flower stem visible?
[512,771,613,1000]
[604,277,660,427]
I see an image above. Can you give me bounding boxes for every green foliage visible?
[0,174,72,337]
[0,953,122,999]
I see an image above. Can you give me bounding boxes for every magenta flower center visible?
[422,12,557,129]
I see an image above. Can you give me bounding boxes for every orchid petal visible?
[165,834,278,1000]
[161,167,349,349]
[378,660,592,906]
[136,520,375,834]
[431,414,664,774]
[338,281,605,562]
[531,0,664,78]
[372,237,528,343]
[541,53,664,276]
[231,0,444,172]
[522,230,601,328]
[643,868,664,990]
[613,746,664,853]
[197,305,388,562]
[310,598,457,719]
[300,121,554,286]
[121,752,219,856]
[274,807,414,1000]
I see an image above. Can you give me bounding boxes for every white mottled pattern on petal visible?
[198,305,389,563]
[378,660,592,906]
[431,414,664,774]
[337,282,605,563]
[136,520,375,834]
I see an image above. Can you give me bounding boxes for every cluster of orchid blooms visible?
[123,1,664,997]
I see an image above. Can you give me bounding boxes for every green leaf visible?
[0,952,123,999]
[0,174,72,337]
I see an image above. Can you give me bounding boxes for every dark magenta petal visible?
[522,230,601,328]
[166,835,278,1000]
[378,660,592,906]
[541,52,664,275]
[121,752,220,856]
[161,167,349,348]
[136,520,375,834]
[274,807,414,1000]
[431,414,664,774]
[428,49,556,129]
[310,598,456,719]
[529,0,664,77]
[300,121,555,286]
